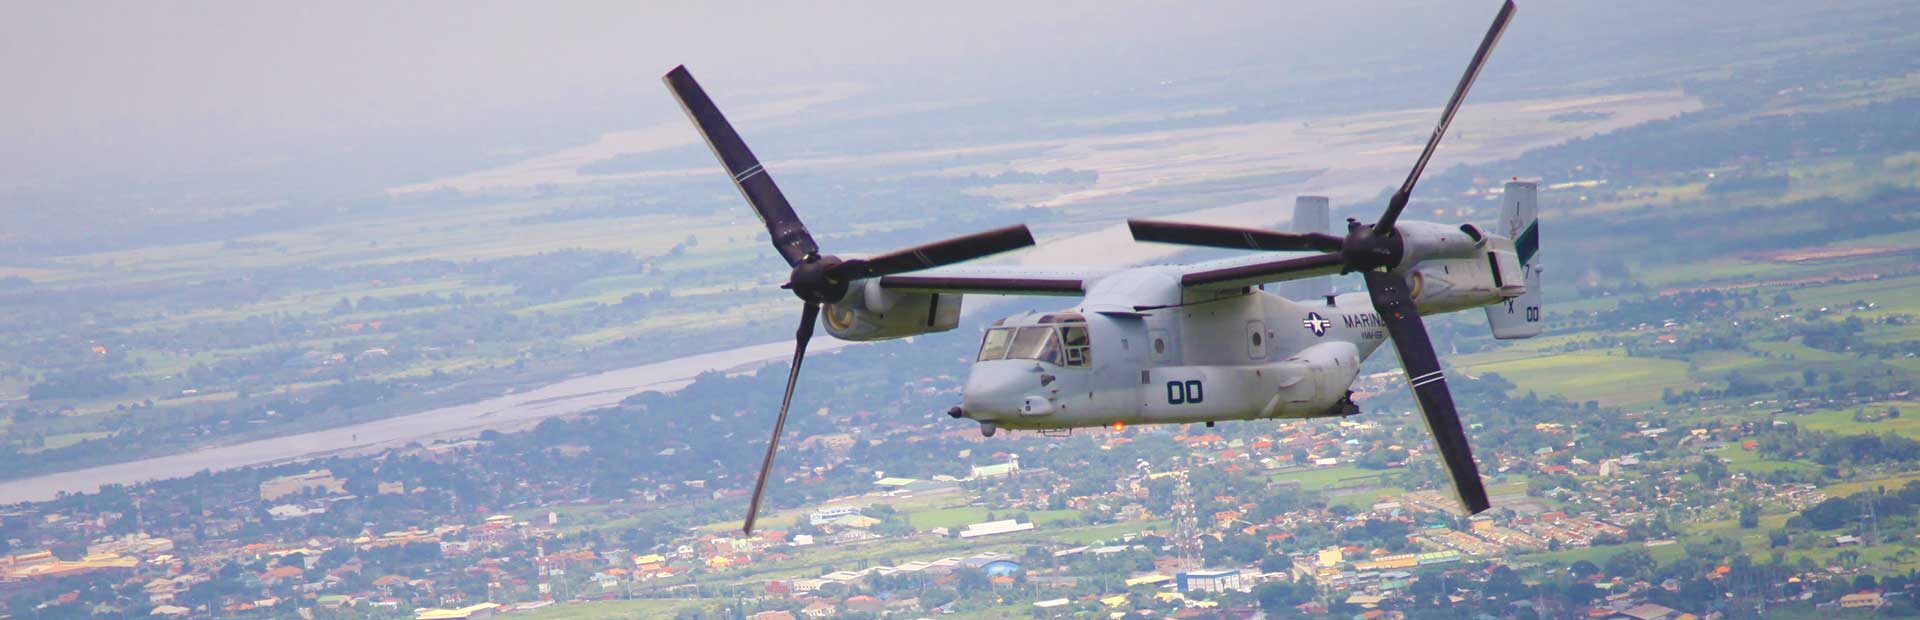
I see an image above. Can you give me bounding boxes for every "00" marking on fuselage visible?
[1165,380,1204,405]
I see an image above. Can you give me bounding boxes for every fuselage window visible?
[1061,325,1091,368]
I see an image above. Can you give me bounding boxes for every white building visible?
[957,519,1034,539]
[808,505,863,526]
[1177,569,1248,593]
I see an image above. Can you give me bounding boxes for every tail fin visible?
[1485,181,1542,339]
[1281,196,1333,300]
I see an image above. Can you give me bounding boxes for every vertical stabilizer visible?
[1485,181,1542,339]
[1282,196,1333,300]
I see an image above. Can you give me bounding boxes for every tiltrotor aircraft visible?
[665,1,1539,533]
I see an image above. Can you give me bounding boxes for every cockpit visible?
[976,312,1091,368]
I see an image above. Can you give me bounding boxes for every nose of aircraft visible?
[961,361,1048,420]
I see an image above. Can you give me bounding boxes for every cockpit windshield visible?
[1007,327,1059,364]
[977,322,1091,367]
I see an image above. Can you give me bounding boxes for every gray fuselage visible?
[959,268,1407,432]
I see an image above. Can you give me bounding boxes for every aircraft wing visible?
[1175,252,1344,291]
[877,265,1101,297]
[878,255,1344,297]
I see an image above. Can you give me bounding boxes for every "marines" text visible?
[1343,312,1384,328]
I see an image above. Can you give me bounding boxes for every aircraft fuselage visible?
[960,288,1391,433]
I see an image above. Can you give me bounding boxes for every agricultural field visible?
[1793,401,1920,439]
[1453,348,1697,407]
[1714,444,1818,475]
[1268,465,1390,491]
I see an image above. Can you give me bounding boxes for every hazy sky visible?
[0,0,1861,193]
[0,2,1384,136]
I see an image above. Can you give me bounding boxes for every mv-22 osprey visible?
[665,1,1540,533]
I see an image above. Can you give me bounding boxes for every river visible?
[0,338,861,504]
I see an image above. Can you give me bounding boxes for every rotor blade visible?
[878,274,1084,297]
[826,224,1036,281]
[1179,253,1344,290]
[743,302,819,534]
[663,65,820,267]
[1129,219,1343,253]
[1374,0,1517,233]
[1362,270,1491,514]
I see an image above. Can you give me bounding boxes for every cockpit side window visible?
[977,327,1015,361]
[1061,325,1091,368]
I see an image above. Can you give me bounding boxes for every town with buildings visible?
[2,353,1914,618]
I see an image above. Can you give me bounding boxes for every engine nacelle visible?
[1395,220,1484,264]
[1390,221,1530,315]
[1406,246,1528,315]
[821,279,963,341]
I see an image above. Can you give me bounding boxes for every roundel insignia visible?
[1302,312,1332,337]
